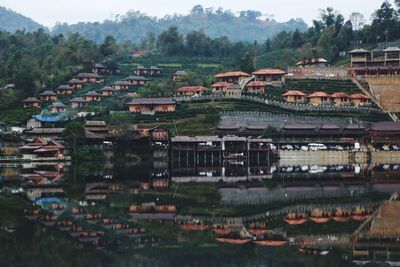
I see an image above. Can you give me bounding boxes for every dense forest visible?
[0,6,44,32]
[52,6,307,43]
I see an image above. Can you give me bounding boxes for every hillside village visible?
[2,1,400,266]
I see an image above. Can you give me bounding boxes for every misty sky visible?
[0,0,388,27]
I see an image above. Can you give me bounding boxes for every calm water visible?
[0,145,397,267]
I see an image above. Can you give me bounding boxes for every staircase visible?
[351,78,399,122]
[239,76,255,90]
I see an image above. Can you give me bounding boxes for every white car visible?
[382,146,390,151]
[282,145,294,150]
[301,146,308,151]
[308,143,328,151]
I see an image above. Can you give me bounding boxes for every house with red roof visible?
[214,71,251,83]
[331,93,351,105]
[19,138,65,159]
[307,92,332,105]
[350,94,371,106]
[23,97,42,108]
[211,81,230,93]
[127,98,177,113]
[252,68,286,84]
[282,91,306,103]
[247,81,266,94]
[176,86,208,96]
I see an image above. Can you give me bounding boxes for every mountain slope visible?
[0,6,45,32]
[52,11,308,43]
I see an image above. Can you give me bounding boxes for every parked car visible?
[392,145,400,151]
[282,145,294,150]
[308,143,328,151]
[382,145,390,151]
[334,145,344,151]
[301,146,309,151]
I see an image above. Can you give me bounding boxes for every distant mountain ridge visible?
[0,6,308,43]
[0,6,45,32]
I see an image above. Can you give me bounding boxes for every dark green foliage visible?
[74,147,106,163]
[263,126,279,138]
[51,7,308,44]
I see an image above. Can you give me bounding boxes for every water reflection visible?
[1,148,400,266]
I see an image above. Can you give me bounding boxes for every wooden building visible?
[350,94,371,106]
[111,81,130,90]
[350,47,400,76]
[19,138,65,159]
[84,121,113,141]
[212,81,230,93]
[331,92,351,105]
[70,97,88,109]
[214,71,251,83]
[296,58,329,68]
[307,92,332,105]
[123,76,148,86]
[84,91,102,102]
[134,66,161,76]
[176,86,208,96]
[127,98,177,113]
[56,85,73,95]
[23,97,42,108]
[39,91,58,102]
[370,121,400,144]
[282,90,306,103]
[24,128,65,139]
[173,70,187,81]
[67,79,83,89]
[74,73,104,83]
[91,63,107,74]
[252,68,286,84]
[98,86,116,96]
[246,81,266,94]
[225,83,242,98]
[49,102,67,113]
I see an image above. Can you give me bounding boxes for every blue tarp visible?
[35,197,62,206]
[34,114,69,123]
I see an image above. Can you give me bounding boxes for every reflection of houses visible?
[49,102,67,113]
[176,86,208,96]
[111,81,130,90]
[173,70,187,81]
[353,196,400,263]
[74,73,104,83]
[252,68,286,85]
[282,90,306,103]
[246,81,266,94]
[127,98,177,113]
[296,58,329,68]
[23,97,42,108]
[39,91,58,102]
[214,71,251,83]
[84,91,102,102]
[307,92,332,105]
[212,81,229,93]
[55,85,73,95]
[85,182,118,201]
[150,127,170,150]
[123,76,148,86]
[67,79,83,89]
[70,97,87,109]
[19,138,65,160]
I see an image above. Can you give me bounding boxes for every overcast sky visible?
[0,0,388,28]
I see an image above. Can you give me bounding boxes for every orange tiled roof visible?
[212,81,230,87]
[350,94,370,99]
[214,71,251,78]
[282,90,306,97]
[252,68,286,75]
[331,92,350,98]
[247,81,266,87]
[307,92,332,98]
